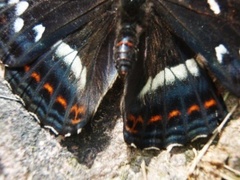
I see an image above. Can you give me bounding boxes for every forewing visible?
[1,0,118,135]
[122,12,227,149]
[0,0,112,66]
[154,0,240,96]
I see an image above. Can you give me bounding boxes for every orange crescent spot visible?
[24,65,30,72]
[31,72,41,82]
[136,115,144,123]
[168,110,181,119]
[187,104,200,115]
[148,115,162,124]
[71,119,81,125]
[204,99,216,109]
[70,104,85,125]
[56,96,67,109]
[125,114,144,134]
[43,83,54,95]
[125,125,138,134]
[127,114,136,121]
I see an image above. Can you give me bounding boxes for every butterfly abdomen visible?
[114,0,147,76]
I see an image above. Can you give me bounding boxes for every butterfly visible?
[0,0,239,149]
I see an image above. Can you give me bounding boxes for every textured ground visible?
[0,66,240,180]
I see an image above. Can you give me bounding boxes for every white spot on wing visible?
[130,143,137,148]
[53,41,87,89]
[33,24,45,42]
[44,125,59,135]
[77,128,82,134]
[207,0,221,14]
[170,64,188,81]
[8,0,19,4]
[143,146,160,151]
[54,42,81,77]
[138,77,152,98]
[139,59,200,97]
[13,17,24,32]
[79,68,87,90]
[64,133,71,137]
[29,112,41,123]
[151,67,175,90]
[166,143,183,152]
[215,44,229,63]
[15,1,29,16]
[186,58,199,77]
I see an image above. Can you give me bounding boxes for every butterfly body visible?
[0,0,239,149]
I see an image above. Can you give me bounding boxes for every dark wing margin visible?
[122,8,227,149]
[2,0,118,135]
[154,0,240,96]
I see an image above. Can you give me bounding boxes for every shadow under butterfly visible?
[0,0,239,149]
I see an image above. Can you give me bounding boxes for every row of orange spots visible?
[70,104,85,125]
[125,99,217,134]
[42,82,85,125]
[25,65,66,110]
[24,65,85,126]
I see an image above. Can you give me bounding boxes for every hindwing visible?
[1,0,118,135]
[122,5,228,149]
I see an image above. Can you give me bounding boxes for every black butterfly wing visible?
[154,0,240,96]
[122,2,228,149]
[1,0,238,149]
[1,0,118,135]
